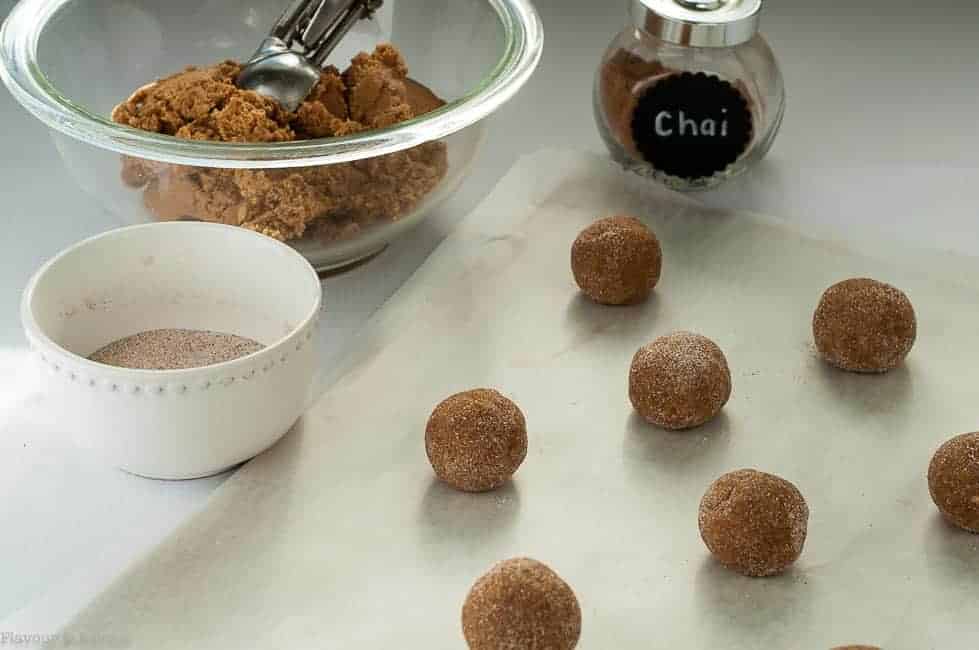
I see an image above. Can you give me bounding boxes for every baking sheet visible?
[62,150,979,649]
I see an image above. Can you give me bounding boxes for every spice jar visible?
[595,0,784,191]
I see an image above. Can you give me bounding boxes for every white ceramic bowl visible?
[21,222,322,479]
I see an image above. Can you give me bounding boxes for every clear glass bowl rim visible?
[0,0,542,168]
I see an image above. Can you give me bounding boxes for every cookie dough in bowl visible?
[112,47,450,246]
[0,0,543,270]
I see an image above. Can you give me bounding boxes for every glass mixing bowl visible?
[0,0,542,270]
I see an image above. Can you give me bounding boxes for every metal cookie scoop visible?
[237,0,383,112]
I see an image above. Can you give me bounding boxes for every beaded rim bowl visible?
[21,222,322,479]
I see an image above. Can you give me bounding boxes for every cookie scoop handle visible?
[305,0,384,67]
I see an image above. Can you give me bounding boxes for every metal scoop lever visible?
[303,0,383,65]
[237,0,382,112]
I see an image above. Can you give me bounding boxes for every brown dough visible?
[571,215,662,305]
[928,432,979,533]
[425,389,527,493]
[813,278,916,373]
[462,558,581,650]
[699,469,809,577]
[113,45,448,243]
[629,332,731,430]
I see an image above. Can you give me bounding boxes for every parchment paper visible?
[62,150,979,649]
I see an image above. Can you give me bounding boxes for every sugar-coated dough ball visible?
[571,215,662,305]
[629,331,731,430]
[928,432,979,533]
[462,558,581,650]
[425,389,527,492]
[699,469,809,577]
[813,278,916,373]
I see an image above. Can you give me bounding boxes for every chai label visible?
[631,72,753,180]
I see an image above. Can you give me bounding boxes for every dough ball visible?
[831,646,882,650]
[928,432,979,533]
[425,389,527,492]
[813,278,916,373]
[462,557,581,650]
[571,215,662,305]
[629,331,731,430]
[699,469,809,577]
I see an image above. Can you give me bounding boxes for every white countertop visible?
[2,0,977,638]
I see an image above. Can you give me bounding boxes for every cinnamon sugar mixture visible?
[113,45,448,243]
[89,329,263,370]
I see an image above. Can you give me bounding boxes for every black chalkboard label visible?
[631,72,753,181]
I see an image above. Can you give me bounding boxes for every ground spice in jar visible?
[88,329,264,370]
[594,0,784,189]
[598,51,755,183]
[599,50,672,160]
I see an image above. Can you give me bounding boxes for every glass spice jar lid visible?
[631,0,762,47]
